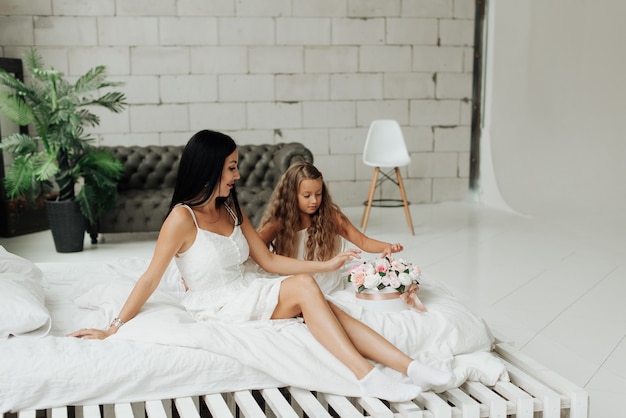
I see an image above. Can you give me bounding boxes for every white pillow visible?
[0,264,51,339]
[0,245,44,282]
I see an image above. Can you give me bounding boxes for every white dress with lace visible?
[176,204,288,322]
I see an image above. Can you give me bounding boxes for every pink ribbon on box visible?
[355,291,402,300]
[400,283,427,312]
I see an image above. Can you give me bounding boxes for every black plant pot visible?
[45,200,86,253]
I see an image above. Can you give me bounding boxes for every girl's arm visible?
[256,221,280,246]
[242,211,360,275]
[337,212,403,257]
[69,207,195,339]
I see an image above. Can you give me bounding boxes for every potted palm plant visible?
[0,48,127,252]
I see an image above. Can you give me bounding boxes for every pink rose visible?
[389,276,401,288]
[351,271,365,287]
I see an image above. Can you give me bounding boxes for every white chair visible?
[361,120,414,235]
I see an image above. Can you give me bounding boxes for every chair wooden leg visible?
[361,167,379,232]
[395,167,414,235]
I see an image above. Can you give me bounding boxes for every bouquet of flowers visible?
[347,256,426,312]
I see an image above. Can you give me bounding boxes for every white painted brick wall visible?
[177,0,234,17]
[360,46,412,72]
[219,17,275,45]
[190,46,248,74]
[0,0,51,15]
[0,0,475,206]
[218,74,274,101]
[160,75,218,103]
[98,17,159,46]
[276,74,329,101]
[305,46,358,72]
[189,103,246,131]
[159,17,219,46]
[356,100,409,126]
[0,17,34,45]
[249,46,303,73]
[34,17,98,46]
[387,18,438,45]
[276,18,331,45]
[131,47,190,75]
[68,47,129,76]
[247,102,302,129]
[53,0,115,16]
[303,101,355,128]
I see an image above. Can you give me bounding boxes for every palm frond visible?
[73,66,108,94]
[3,155,36,198]
[32,152,59,182]
[22,48,45,79]
[75,108,100,127]
[88,91,127,113]
[78,151,124,179]
[0,133,40,155]
[0,90,34,125]
[0,69,29,93]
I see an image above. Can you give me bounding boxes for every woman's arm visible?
[69,207,195,339]
[242,211,360,275]
[337,212,403,257]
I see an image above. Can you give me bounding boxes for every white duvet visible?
[0,257,508,413]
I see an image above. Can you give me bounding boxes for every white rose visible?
[409,265,421,280]
[363,273,381,289]
[398,272,413,286]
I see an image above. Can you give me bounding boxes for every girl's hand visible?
[382,243,403,258]
[326,249,361,271]
[68,328,110,340]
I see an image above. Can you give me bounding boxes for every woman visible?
[257,161,404,293]
[70,130,451,401]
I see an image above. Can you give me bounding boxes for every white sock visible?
[358,367,422,402]
[407,360,454,391]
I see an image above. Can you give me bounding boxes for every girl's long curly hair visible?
[259,162,345,261]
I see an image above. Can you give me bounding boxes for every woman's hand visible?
[325,249,361,271]
[381,243,403,258]
[68,328,111,340]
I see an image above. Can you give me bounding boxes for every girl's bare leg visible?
[271,274,422,401]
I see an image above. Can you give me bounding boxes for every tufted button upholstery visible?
[90,142,313,242]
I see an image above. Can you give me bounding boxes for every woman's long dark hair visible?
[168,130,242,225]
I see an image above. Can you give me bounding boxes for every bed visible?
[0,247,587,417]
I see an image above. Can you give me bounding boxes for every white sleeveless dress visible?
[175,204,288,323]
[295,229,348,295]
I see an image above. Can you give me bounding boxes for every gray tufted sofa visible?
[89,142,313,243]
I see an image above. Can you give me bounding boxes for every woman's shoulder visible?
[164,205,196,230]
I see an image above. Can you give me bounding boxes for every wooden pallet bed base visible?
[3,342,588,418]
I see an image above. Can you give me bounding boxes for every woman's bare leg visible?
[271,274,422,402]
[271,274,373,378]
[327,302,412,372]
[328,302,454,389]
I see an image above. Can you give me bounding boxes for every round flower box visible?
[355,287,408,313]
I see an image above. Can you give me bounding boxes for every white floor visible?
[1,201,624,418]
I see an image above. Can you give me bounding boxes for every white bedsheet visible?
[0,258,508,413]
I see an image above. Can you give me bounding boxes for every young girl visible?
[70,130,451,402]
[257,161,405,294]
